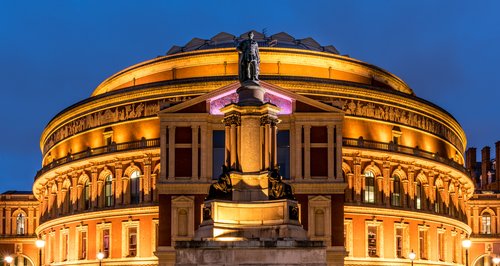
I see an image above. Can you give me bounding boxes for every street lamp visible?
[35,239,46,266]
[4,256,13,266]
[97,250,105,266]
[493,256,500,266]
[408,249,416,266]
[462,238,472,266]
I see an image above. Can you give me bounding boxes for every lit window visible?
[482,213,492,234]
[415,180,422,210]
[102,229,110,258]
[392,176,401,207]
[16,213,25,235]
[418,229,428,259]
[396,228,403,258]
[84,180,91,210]
[105,175,113,207]
[128,227,137,257]
[434,188,441,213]
[367,226,378,257]
[79,230,87,259]
[364,171,375,203]
[130,171,140,204]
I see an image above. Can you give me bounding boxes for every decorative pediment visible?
[158,81,343,116]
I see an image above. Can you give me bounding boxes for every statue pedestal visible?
[195,199,306,241]
[175,240,326,266]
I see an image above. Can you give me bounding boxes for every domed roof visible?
[166,30,340,55]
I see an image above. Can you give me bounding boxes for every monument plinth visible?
[174,31,326,266]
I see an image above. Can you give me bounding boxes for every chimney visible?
[481,146,491,188]
[465,148,477,179]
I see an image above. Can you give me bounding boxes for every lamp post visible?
[493,256,500,266]
[35,239,46,266]
[408,249,416,266]
[462,238,472,266]
[4,256,13,266]
[97,250,104,266]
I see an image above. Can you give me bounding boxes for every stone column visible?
[115,163,123,205]
[28,207,34,235]
[168,126,176,179]
[144,157,152,202]
[382,161,391,207]
[353,157,362,203]
[327,125,334,180]
[230,120,238,170]
[192,125,199,179]
[303,125,311,179]
[335,125,343,180]
[57,178,63,214]
[408,167,415,209]
[200,125,208,180]
[271,120,278,168]
[91,167,98,209]
[5,207,11,235]
[263,121,271,170]
[160,126,168,181]
[224,122,231,168]
[71,175,78,213]
[472,206,479,234]
[295,125,302,179]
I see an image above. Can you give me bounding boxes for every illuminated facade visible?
[23,30,495,265]
[0,191,39,266]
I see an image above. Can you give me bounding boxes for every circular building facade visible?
[33,31,473,266]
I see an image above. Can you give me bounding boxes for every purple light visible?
[209,90,292,115]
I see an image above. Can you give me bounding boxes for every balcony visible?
[35,138,160,180]
[342,137,468,175]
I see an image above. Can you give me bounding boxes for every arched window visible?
[434,187,441,213]
[364,171,375,203]
[84,180,91,210]
[16,213,25,235]
[105,175,113,207]
[482,213,492,234]
[415,180,422,210]
[130,171,140,204]
[391,176,402,207]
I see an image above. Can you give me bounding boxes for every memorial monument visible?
[174,31,327,266]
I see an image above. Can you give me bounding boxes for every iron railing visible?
[35,138,160,180]
[343,137,469,175]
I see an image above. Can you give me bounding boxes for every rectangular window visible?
[277,130,290,179]
[482,215,491,234]
[212,130,225,179]
[396,228,403,258]
[79,231,87,259]
[419,230,428,259]
[102,229,110,258]
[368,226,378,257]
[128,227,137,257]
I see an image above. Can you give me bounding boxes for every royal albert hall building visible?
[32,31,476,266]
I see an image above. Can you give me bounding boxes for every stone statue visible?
[237,31,260,84]
[268,165,295,200]
[206,165,232,200]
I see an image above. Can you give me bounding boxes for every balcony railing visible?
[343,137,469,175]
[36,137,468,180]
[35,138,160,180]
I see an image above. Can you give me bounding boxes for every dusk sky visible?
[1,1,499,191]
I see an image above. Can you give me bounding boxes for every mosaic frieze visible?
[339,98,464,152]
[43,96,194,154]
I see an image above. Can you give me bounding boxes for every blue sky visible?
[0,1,499,191]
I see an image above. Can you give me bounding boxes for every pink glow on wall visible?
[209,89,293,115]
